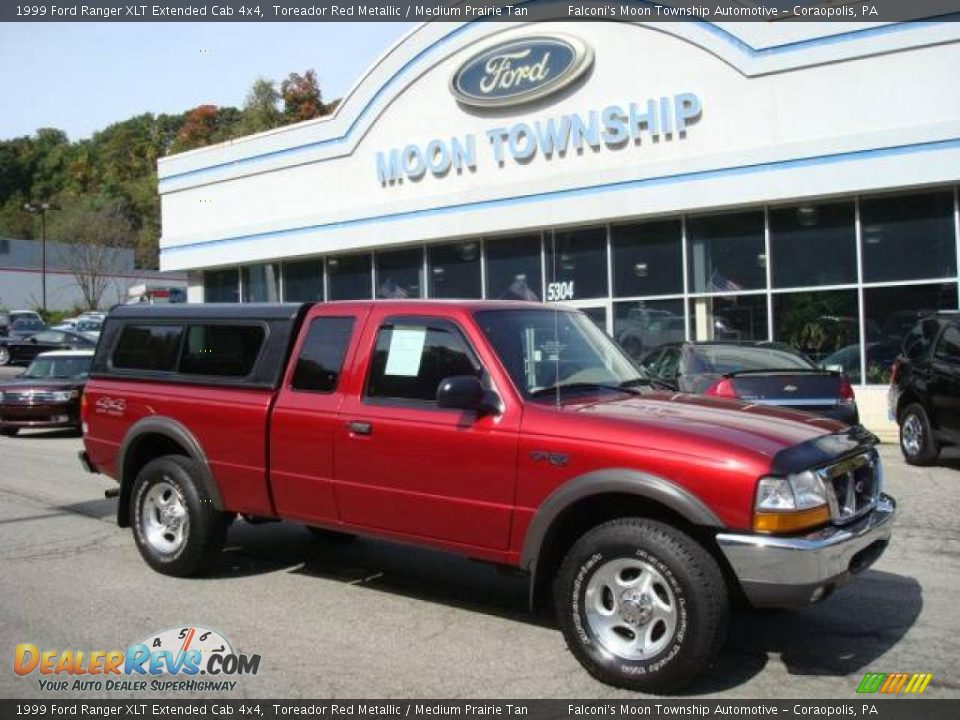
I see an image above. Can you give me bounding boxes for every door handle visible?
[346,420,372,436]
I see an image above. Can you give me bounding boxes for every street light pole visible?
[23,201,56,317]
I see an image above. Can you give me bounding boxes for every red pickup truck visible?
[80,301,895,692]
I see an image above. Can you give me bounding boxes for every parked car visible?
[0,350,93,436]
[639,341,859,425]
[80,302,894,692]
[821,340,902,385]
[52,317,81,331]
[1,310,44,338]
[0,328,97,366]
[889,311,960,465]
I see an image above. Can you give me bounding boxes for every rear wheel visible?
[554,518,728,693]
[899,403,938,465]
[0,427,19,437]
[131,456,229,576]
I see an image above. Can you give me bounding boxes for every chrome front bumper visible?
[716,494,896,608]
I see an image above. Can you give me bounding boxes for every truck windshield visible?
[23,356,91,379]
[475,308,648,399]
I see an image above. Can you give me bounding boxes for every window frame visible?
[289,316,356,395]
[362,315,485,410]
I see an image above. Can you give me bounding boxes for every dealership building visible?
[157,19,960,438]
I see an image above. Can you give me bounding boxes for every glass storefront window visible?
[241,263,279,303]
[327,253,372,301]
[687,211,765,293]
[770,201,856,288]
[861,190,957,283]
[376,247,423,299]
[203,268,239,303]
[613,299,685,362]
[282,259,324,302]
[612,219,683,298]
[863,282,958,384]
[428,241,481,299]
[546,227,608,300]
[485,234,542,301]
[689,294,768,342]
[773,290,859,368]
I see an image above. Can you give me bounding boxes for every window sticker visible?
[384,326,427,377]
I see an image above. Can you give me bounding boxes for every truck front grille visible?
[2,391,64,404]
[819,450,881,524]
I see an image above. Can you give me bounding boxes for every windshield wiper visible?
[530,381,646,398]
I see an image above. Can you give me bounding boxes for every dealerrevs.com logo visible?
[14,626,261,693]
[856,672,933,694]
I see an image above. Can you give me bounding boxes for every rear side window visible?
[291,317,355,392]
[179,325,265,377]
[366,320,479,403]
[904,318,941,360]
[113,325,183,372]
[935,325,960,362]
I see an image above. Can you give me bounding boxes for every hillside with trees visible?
[0,70,336,270]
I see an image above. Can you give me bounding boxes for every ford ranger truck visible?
[79,301,896,692]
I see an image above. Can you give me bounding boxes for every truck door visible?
[269,309,365,525]
[334,313,520,551]
[930,323,960,438]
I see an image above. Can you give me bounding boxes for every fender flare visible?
[115,416,224,527]
[519,468,724,574]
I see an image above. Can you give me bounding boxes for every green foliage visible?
[0,69,337,270]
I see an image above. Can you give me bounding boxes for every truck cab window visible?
[366,321,479,403]
[291,317,355,392]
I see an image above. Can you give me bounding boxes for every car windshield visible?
[696,345,814,374]
[12,319,44,331]
[23,356,91,379]
[475,308,646,398]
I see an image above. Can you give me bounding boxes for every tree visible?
[47,198,136,310]
[281,70,327,124]
[239,78,282,135]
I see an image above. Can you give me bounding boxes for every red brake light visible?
[889,359,901,385]
[839,375,855,402]
[705,378,737,398]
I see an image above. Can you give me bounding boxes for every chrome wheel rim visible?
[141,480,189,554]
[0,347,8,365]
[584,557,678,660]
[902,414,923,457]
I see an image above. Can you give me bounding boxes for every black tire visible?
[0,427,19,437]
[554,518,728,693]
[899,402,938,466]
[306,525,356,543]
[131,456,229,577]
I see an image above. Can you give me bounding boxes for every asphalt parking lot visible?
[1,364,958,700]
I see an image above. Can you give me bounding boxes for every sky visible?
[0,22,415,142]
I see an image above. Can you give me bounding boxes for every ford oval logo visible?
[450,35,594,108]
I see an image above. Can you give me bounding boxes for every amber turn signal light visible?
[753,505,831,534]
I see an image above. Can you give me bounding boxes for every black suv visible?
[889,311,960,465]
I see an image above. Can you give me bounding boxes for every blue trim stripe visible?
[161,136,960,257]
[158,14,952,188]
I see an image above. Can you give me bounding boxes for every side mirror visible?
[436,375,498,414]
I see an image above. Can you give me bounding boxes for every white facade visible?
[157,21,960,439]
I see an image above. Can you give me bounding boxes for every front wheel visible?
[0,427,19,437]
[554,518,728,693]
[131,456,229,577]
[900,403,938,465]
[0,346,10,366]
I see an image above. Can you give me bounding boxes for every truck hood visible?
[0,377,85,392]
[566,390,870,465]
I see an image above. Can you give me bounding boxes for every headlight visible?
[49,390,78,402]
[754,471,830,534]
